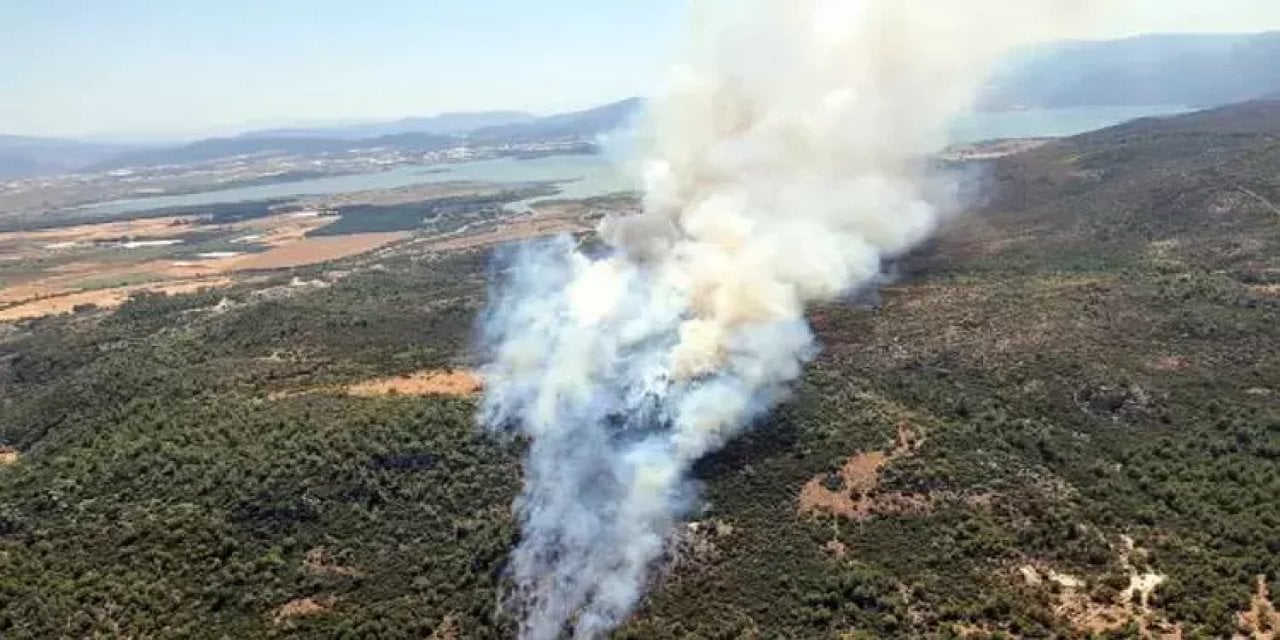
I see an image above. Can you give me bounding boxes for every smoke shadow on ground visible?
[690,405,805,482]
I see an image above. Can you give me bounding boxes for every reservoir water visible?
[80,104,1192,217]
[949,104,1191,143]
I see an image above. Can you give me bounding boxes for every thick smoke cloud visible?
[479,1,1103,638]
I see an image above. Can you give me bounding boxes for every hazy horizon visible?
[5,0,1280,140]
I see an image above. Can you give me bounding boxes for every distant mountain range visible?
[981,32,1280,110]
[468,98,641,142]
[227,100,642,143]
[83,98,642,172]
[0,136,140,178]
[237,111,536,140]
[6,33,1280,178]
[89,132,455,171]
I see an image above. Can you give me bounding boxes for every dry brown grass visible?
[345,369,483,398]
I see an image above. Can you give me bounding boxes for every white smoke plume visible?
[479,1,1103,638]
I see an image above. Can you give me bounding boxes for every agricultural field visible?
[0,184,600,323]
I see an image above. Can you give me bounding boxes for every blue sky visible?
[3,0,1280,139]
[1,1,683,139]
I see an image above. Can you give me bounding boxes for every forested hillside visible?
[0,101,1277,638]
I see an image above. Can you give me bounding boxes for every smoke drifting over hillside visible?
[479,1,1101,638]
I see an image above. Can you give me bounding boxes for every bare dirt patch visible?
[1238,576,1279,640]
[271,597,336,625]
[0,277,233,321]
[798,452,888,519]
[345,369,483,398]
[429,613,461,640]
[798,420,926,520]
[1151,355,1190,372]
[952,623,1002,638]
[230,231,408,271]
[823,539,849,558]
[1019,538,1179,638]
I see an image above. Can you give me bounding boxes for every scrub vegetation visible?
[0,101,1277,638]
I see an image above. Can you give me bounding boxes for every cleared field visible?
[229,211,332,248]
[292,182,507,209]
[0,188,570,320]
[345,370,483,397]
[0,212,362,318]
[0,215,200,248]
[417,211,593,253]
[229,231,408,271]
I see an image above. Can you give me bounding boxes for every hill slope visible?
[0,101,1276,638]
[89,100,642,170]
[984,32,1280,109]
[0,135,141,177]
[468,98,642,141]
[238,111,536,140]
